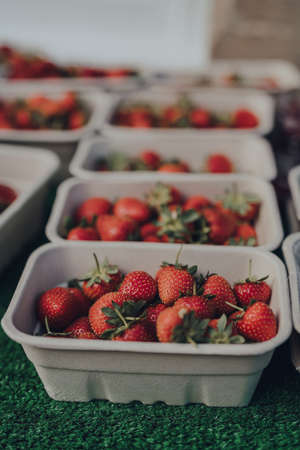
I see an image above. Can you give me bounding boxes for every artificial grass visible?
[1,238,300,449]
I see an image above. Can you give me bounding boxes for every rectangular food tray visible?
[70,133,277,181]
[45,175,283,251]
[1,242,291,406]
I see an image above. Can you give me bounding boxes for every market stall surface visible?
[1,237,300,449]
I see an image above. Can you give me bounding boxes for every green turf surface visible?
[1,237,300,449]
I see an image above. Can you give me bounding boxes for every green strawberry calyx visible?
[220,184,260,215]
[146,183,174,209]
[100,300,147,339]
[236,259,269,285]
[206,314,245,344]
[160,246,198,276]
[80,253,120,286]
[156,205,199,243]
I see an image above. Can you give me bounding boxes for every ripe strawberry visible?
[157,258,196,305]
[119,270,157,302]
[156,307,209,343]
[236,223,257,244]
[89,293,146,338]
[69,110,86,129]
[206,314,244,343]
[158,162,190,173]
[200,207,236,244]
[206,154,233,173]
[235,302,277,342]
[140,222,159,239]
[162,106,183,125]
[233,261,271,308]
[96,214,136,241]
[233,109,259,129]
[201,274,237,315]
[0,184,17,213]
[174,295,215,319]
[81,254,122,302]
[146,183,182,210]
[113,197,151,224]
[144,303,166,336]
[68,287,91,315]
[189,109,211,128]
[75,197,112,225]
[219,187,260,222]
[59,91,77,112]
[64,316,97,339]
[37,287,81,331]
[113,323,153,342]
[128,110,153,128]
[139,150,161,169]
[15,109,31,128]
[183,195,212,212]
[67,226,99,241]
[143,235,161,242]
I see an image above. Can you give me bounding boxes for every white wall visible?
[0,0,212,69]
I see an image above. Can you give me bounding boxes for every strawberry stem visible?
[225,301,244,313]
[45,316,50,334]
[175,245,183,265]
[114,307,129,329]
[93,252,101,273]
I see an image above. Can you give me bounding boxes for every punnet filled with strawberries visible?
[63,182,260,246]
[0,91,89,130]
[36,251,277,345]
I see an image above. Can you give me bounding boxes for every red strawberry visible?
[15,109,31,128]
[143,235,161,242]
[201,207,236,244]
[139,150,161,169]
[174,295,215,319]
[156,307,209,343]
[157,258,196,305]
[119,271,157,302]
[219,188,260,222]
[233,109,259,129]
[140,222,159,239]
[75,197,112,225]
[89,293,146,338]
[183,195,212,212]
[113,323,153,342]
[67,226,99,241]
[113,197,151,224]
[233,261,271,308]
[206,154,233,173]
[201,274,237,315]
[96,214,136,241]
[163,106,183,125]
[235,223,257,245]
[189,109,211,128]
[64,316,97,339]
[81,254,122,302]
[37,287,81,331]
[68,287,91,315]
[69,110,86,129]
[144,303,166,334]
[158,162,190,173]
[235,302,277,342]
[146,183,182,210]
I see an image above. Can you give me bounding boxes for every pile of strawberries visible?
[0,45,138,80]
[37,254,277,344]
[0,183,17,214]
[0,92,88,130]
[98,149,233,174]
[112,96,259,129]
[65,182,260,246]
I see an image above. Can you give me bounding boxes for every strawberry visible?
[156,307,209,343]
[206,314,244,343]
[64,316,97,339]
[75,197,112,225]
[139,150,161,169]
[80,254,122,302]
[119,271,157,302]
[146,183,182,210]
[113,197,151,224]
[140,222,159,239]
[206,154,233,173]
[174,295,215,319]
[235,302,277,342]
[157,253,197,305]
[96,214,136,241]
[37,287,81,331]
[235,223,257,245]
[89,293,146,338]
[69,110,86,129]
[156,205,199,243]
[200,207,236,245]
[183,195,212,212]
[67,226,99,241]
[0,184,17,213]
[233,109,259,129]
[233,261,271,308]
[128,110,153,128]
[144,303,166,338]
[219,187,260,222]
[189,109,211,128]
[158,162,190,173]
[68,286,91,315]
[201,274,237,315]
[162,106,183,125]
[143,235,161,242]
[113,323,153,342]
[15,109,32,128]
[59,91,77,112]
